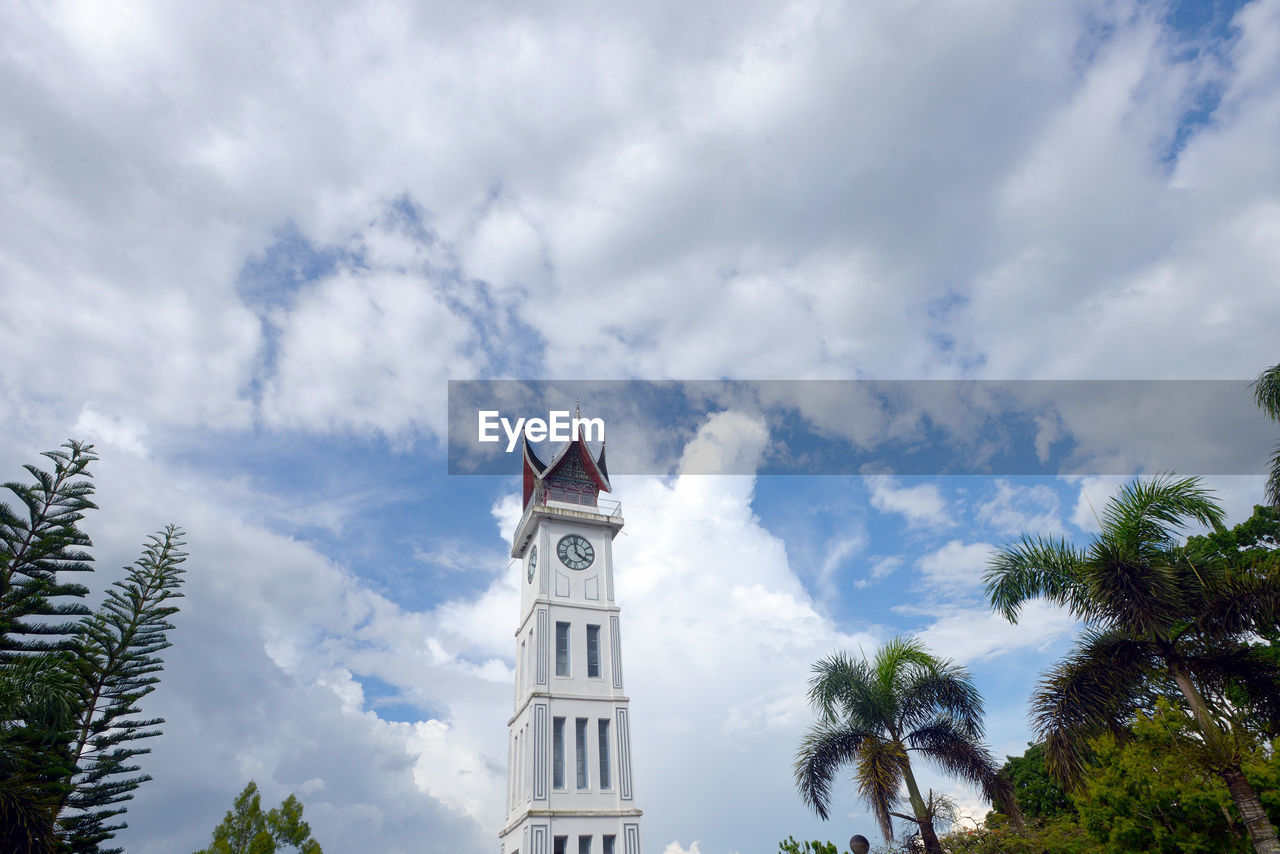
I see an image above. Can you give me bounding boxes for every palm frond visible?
[1030,628,1158,785]
[1100,474,1225,544]
[1249,360,1280,505]
[875,638,936,724]
[1083,535,1185,636]
[985,535,1087,622]
[1186,564,1280,638]
[1251,363,1280,422]
[1177,641,1280,736]
[794,722,876,821]
[1267,441,1280,509]
[907,717,1020,826]
[896,659,984,739]
[855,735,906,841]
[807,651,880,726]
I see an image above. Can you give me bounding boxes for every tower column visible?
[501,435,642,854]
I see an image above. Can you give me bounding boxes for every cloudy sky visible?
[2,0,1279,852]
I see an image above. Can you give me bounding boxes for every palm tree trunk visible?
[1167,657,1280,854]
[900,760,944,854]
[1221,765,1280,854]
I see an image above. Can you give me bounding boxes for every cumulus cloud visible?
[677,410,770,475]
[916,540,997,596]
[5,1,1280,852]
[915,600,1075,664]
[4,0,1278,454]
[977,479,1065,538]
[662,843,703,854]
[34,402,878,853]
[867,476,951,528]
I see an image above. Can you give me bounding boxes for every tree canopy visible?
[795,637,1020,854]
[193,781,323,854]
[986,475,1280,854]
[0,442,188,853]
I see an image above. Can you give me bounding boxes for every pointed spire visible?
[596,440,609,481]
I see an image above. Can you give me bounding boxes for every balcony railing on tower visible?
[518,484,622,534]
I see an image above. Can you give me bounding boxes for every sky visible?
[1,1,1279,852]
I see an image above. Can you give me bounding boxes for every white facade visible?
[500,441,642,854]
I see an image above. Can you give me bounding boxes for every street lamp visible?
[849,835,870,854]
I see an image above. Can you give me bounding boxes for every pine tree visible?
[1,442,99,852]
[0,444,190,853]
[55,526,188,853]
[0,441,98,655]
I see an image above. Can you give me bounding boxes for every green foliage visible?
[1067,701,1280,854]
[1185,504,1280,736]
[944,707,1280,854]
[0,443,188,854]
[985,475,1280,851]
[997,742,1074,822]
[0,441,98,654]
[58,525,189,852]
[794,638,1018,854]
[193,782,324,854]
[777,837,849,854]
[938,814,1098,854]
[1073,702,1246,853]
[1252,361,1280,507]
[0,653,79,854]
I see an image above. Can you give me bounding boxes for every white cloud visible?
[1069,474,1267,537]
[677,410,770,475]
[73,404,150,457]
[867,476,951,528]
[916,540,996,595]
[818,534,866,596]
[4,1,1279,852]
[915,600,1075,664]
[663,843,703,854]
[1069,475,1129,534]
[977,479,1064,538]
[38,400,880,853]
[854,555,902,590]
[259,263,482,440]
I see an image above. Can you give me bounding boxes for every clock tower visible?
[500,426,643,854]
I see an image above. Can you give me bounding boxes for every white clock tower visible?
[499,428,643,854]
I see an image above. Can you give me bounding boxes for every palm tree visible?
[794,637,1022,854]
[1253,361,1280,507]
[986,475,1280,854]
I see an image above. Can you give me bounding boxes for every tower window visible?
[598,718,611,789]
[554,837,567,854]
[578,835,592,854]
[555,621,570,676]
[552,717,566,789]
[575,717,589,789]
[603,836,615,854]
[586,624,601,678]
[518,639,525,693]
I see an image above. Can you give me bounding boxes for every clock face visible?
[527,546,538,583]
[556,534,595,570]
